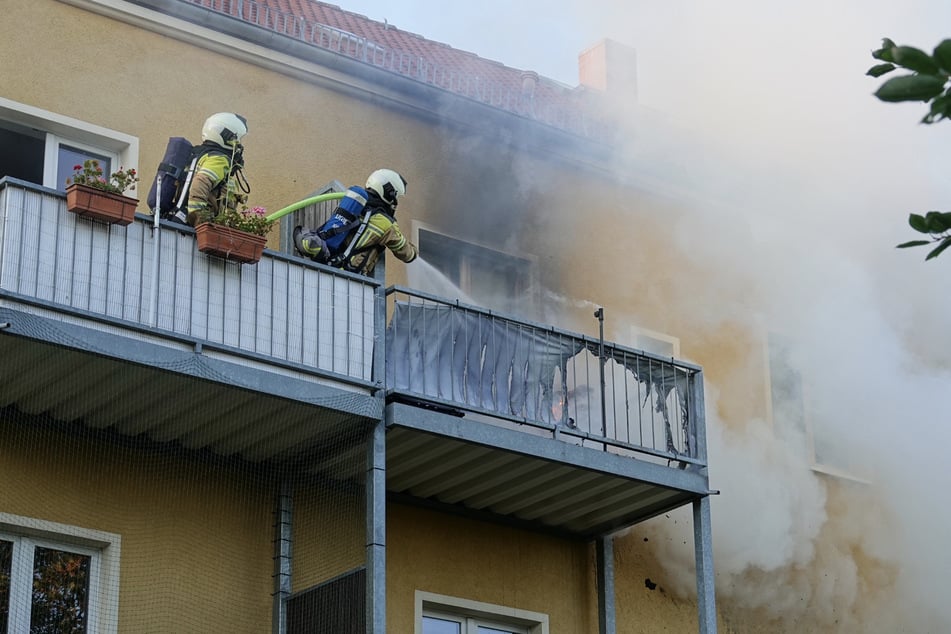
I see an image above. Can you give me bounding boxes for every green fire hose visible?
[265,192,346,223]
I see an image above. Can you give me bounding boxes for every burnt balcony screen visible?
[385,298,696,460]
[386,301,582,424]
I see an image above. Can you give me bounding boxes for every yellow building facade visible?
[0,1,898,633]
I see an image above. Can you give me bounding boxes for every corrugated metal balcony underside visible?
[0,325,706,539]
[0,328,378,464]
[384,403,706,539]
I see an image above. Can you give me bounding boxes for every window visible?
[0,120,44,185]
[767,334,808,450]
[630,325,680,358]
[423,612,527,633]
[413,225,537,316]
[56,145,114,192]
[766,333,866,479]
[416,591,548,634]
[0,97,138,191]
[0,514,120,634]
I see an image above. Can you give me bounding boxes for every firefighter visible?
[181,112,250,226]
[293,168,418,276]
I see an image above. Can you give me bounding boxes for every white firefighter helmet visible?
[201,113,248,149]
[366,168,407,207]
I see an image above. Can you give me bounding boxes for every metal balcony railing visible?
[0,179,377,387]
[384,288,707,468]
[0,180,707,470]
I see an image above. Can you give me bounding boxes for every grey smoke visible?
[359,0,951,629]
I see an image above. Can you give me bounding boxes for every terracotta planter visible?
[195,222,267,264]
[65,184,137,226]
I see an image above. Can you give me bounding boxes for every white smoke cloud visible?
[588,3,951,630]
[352,0,951,628]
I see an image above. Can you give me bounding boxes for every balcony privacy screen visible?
[386,301,583,421]
[385,300,694,459]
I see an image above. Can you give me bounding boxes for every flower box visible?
[195,222,267,264]
[65,183,137,226]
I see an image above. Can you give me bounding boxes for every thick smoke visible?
[390,0,951,629]
[584,1,951,631]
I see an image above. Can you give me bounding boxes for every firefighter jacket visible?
[185,150,243,226]
[344,195,418,276]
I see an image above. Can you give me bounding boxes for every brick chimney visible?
[578,38,638,101]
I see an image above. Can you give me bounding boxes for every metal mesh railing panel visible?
[0,182,377,385]
[384,288,704,465]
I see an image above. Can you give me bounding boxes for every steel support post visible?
[597,535,616,634]
[367,422,387,633]
[272,480,293,634]
[693,496,717,633]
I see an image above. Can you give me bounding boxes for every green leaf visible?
[872,38,897,62]
[896,240,932,248]
[875,74,946,102]
[925,237,951,260]
[926,211,951,232]
[908,213,929,232]
[892,46,941,74]
[921,94,951,123]
[866,63,896,78]
[933,40,951,73]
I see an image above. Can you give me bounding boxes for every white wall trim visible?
[415,590,549,634]
[0,512,121,634]
[0,96,139,187]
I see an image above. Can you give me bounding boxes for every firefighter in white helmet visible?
[182,112,250,226]
[294,168,418,276]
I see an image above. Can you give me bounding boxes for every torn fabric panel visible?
[386,302,582,422]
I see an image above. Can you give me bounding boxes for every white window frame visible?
[629,324,680,359]
[763,333,870,483]
[0,96,139,191]
[0,512,121,634]
[416,591,549,634]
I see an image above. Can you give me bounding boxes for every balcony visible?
[0,178,710,538]
[0,178,381,463]
[383,288,710,536]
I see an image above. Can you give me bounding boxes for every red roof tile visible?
[182,0,606,140]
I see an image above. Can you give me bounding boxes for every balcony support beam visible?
[597,535,616,634]
[694,495,717,634]
[0,304,380,417]
[272,479,293,634]
[386,403,710,495]
[366,420,387,634]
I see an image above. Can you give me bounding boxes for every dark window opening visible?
[0,121,44,185]
[418,228,534,315]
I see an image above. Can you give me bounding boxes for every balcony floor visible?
[384,402,708,539]
[0,305,380,464]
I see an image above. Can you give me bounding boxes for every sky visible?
[356,0,951,630]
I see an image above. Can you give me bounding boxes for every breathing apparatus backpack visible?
[315,186,378,269]
[147,137,245,222]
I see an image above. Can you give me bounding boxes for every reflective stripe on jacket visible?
[186,154,231,225]
[346,210,417,275]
